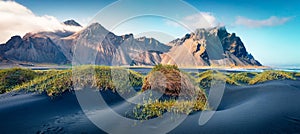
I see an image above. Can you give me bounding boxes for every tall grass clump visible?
[135,64,208,120]
[133,98,207,120]
[0,68,40,93]
[229,72,257,84]
[13,70,73,96]
[196,70,238,89]
[73,65,143,95]
[249,70,295,85]
[11,65,143,96]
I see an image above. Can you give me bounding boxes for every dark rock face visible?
[0,21,261,67]
[162,27,261,66]
[73,23,171,66]
[63,20,81,27]
[217,28,261,66]
[0,34,68,64]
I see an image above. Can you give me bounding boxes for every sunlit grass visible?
[133,98,207,120]
[193,70,296,86]
[229,72,257,84]
[195,70,239,89]
[141,64,207,100]
[136,64,208,120]
[73,65,143,95]
[249,70,295,85]
[2,65,143,96]
[0,68,40,93]
[1,66,300,121]
[1,65,299,98]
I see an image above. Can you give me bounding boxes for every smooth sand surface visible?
[1,80,300,133]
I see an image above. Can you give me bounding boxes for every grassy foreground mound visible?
[195,70,238,89]
[4,66,143,96]
[249,70,295,85]
[0,68,41,93]
[141,64,207,101]
[135,64,207,120]
[193,70,296,88]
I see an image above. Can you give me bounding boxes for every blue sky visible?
[9,0,300,66]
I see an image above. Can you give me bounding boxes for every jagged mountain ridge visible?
[0,20,261,67]
[72,23,170,65]
[0,35,68,64]
[162,27,261,66]
[63,19,82,27]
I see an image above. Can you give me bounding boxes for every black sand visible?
[1,80,300,134]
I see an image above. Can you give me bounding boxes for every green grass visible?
[229,72,257,84]
[136,64,208,120]
[1,66,299,120]
[3,66,143,96]
[1,67,299,97]
[150,64,179,72]
[195,70,239,89]
[141,64,207,99]
[0,68,41,93]
[193,70,296,87]
[14,70,73,96]
[133,98,207,120]
[73,65,143,95]
[249,70,295,85]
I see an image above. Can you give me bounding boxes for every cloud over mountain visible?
[0,1,82,44]
[235,16,293,28]
[165,12,221,30]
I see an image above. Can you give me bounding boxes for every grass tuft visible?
[9,65,144,96]
[133,98,207,120]
[249,70,295,85]
[196,70,239,89]
[136,65,208,120]
[0,68,40,93]
[229,72,257,84]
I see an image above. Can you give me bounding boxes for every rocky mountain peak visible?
[122,33,134,40]
[5,36,22,47]
[0,21,261,67]
[163,26,261,66]
[88,23,107,31]
[63,20,81,27]
[22,33,50,41]
[77,23,111,38]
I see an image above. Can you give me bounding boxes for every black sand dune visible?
[1,80,300,134]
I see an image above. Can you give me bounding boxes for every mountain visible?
[0,20,81,65]
[63,20,82,27]
[161,27,261,66]
[73,23,170,65]
[0,34,68,64]
[0,20,261,67]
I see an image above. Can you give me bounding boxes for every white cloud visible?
[235,16,293,28]
[164,19,181,28]
[165,12,221,31]
[0,1,82,44]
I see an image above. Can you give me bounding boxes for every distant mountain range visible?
[0,20,261,67]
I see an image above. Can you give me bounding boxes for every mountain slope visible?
[63,20,82,27]
[161,27,261,66]
[73,23,170,65]
[0,34,68,64]
[0,20,261,67]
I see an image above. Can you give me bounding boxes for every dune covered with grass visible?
[135,64,208,119]
[1,66,143,96]
[1,65,300,133]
